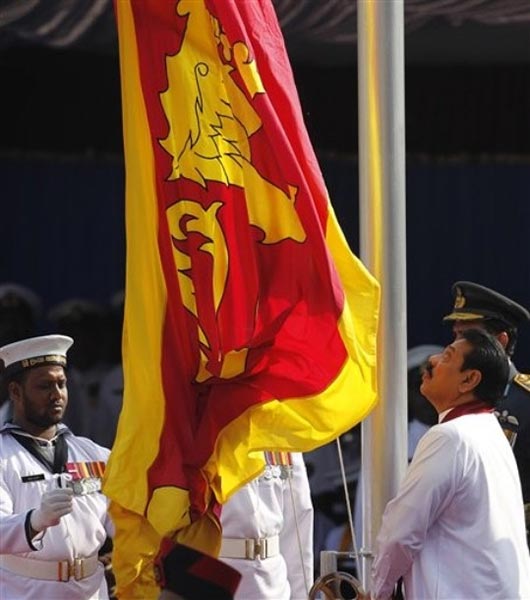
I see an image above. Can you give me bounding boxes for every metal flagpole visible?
[357,0,408,591]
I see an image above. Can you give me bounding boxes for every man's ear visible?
[8,381,22,403]
[496,331,509,350]
[459,369,482,394]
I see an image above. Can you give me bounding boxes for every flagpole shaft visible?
[357,0,408,590]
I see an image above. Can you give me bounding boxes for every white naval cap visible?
[407,344,444,371]
[0,334,73,377]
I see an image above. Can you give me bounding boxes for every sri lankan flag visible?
[104,0,380,597]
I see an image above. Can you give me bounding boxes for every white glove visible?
[30,488,74,532]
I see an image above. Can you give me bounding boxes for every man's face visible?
[420,339,473,411]
[11,365,68,433]
[452,319,485,341]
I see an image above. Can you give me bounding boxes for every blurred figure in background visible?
[0,283,42,425]
[102,290,124,368]
[0,283,41,348]
[304,428,361,571]
[48,298,110,442]
[98,291,125,448]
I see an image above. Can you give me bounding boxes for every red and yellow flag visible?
[104,0,379,597]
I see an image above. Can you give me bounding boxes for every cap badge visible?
[454,288,466,309]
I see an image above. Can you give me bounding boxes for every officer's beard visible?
[21,393,65,430]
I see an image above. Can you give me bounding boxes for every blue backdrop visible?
[2,154,529,369]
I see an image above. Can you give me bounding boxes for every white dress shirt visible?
[372,411,530,600]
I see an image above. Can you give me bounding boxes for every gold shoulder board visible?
[514,373,530,393]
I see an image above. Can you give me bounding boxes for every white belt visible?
[219,535,280,560]
[0,554,99,582]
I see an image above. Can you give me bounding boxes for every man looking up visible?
[372,329,530,600]
[444,280,530,544]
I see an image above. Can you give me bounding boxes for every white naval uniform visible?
[220,452,313,600]
[372,411,530,600]
[0,423,113,599]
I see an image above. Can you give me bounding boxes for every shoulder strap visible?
[53,433,68,473]
[10,430,68,474]
[513,373,530,393]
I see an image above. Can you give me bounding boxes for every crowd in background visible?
[0,282,124,449]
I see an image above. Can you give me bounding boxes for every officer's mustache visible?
[420,359,434,378]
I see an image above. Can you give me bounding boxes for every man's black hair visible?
[460,328,509,406]
[0,361,29,387]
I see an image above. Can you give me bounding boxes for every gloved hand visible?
[30,488,74,532]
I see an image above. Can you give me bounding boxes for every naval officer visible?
[0,334,113,599]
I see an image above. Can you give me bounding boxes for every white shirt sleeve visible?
[371,427,459,599]
[0,475,44,554]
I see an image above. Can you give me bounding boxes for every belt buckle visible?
[57,560,71,582]
[259,538,269,559]
[245,538,268,560]
[73,557,85,581]
[244,539,255,559]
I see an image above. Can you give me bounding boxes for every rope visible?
[335,437,362,579]
[287,468,310,596]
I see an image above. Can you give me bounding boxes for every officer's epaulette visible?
[513,373,530,393]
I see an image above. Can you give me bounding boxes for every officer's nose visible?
[49,384,64,401]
